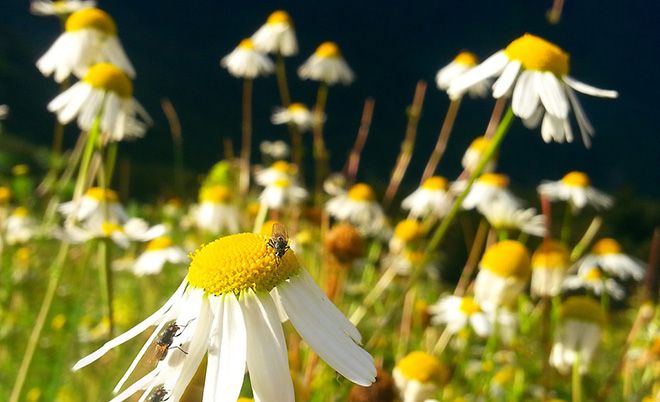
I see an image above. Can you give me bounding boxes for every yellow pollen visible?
[82,63,133,98]
[0,186,11,203]
[560,296,606,326]
[504,33,569,76]
[347,183,375,201]
[12,207,29,218]
[468,136,490,153]
[267,10,292,25]
[454,51,478,66]
[239,38,255,50]
[146,236,174,251]
[396,351,448,384]
[394,219,423,242]
[101,222,123,236]
[200,185,233,204]
[592,238,622,255]
[65,8,117,35]
[478,173,509,188]
[273,178,291,188]
[584,267,603,281]
[187,233,301,294]
[532,239,570,270]
[271,160,294,173]
[288,102,308,112]
[85,187,119,202]
[480,240,531,279]
[421,176,448,191]
[561,171,590,187]
[315,41,341,58]
[459,297,481,315]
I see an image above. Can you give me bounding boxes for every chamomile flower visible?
[37,7,135,82]
[30,0,96,16]
[251,10,298,56]
[401,176,452,219]
[64,218,165,248]
[477,199,546,237]
[255,160,298,186]
[4,207,39,245]
[574,238,645,281]
[531,239,570,298]
[193,185,240,234]
[221,39,274,79]
[436,51,488,98]
[259,140,290,160]
[389,219,424,254]
[461,136,496,174]
[59,187,128,227]
[473,240,531,311]
[271,103,319,132]
[259,178,308,209]
[326,183,386,236]
[48,63,152,141]
[448,34,618,146]
[132,236,188,276]
[549,296,605,374]
[562,266,626,300]
[72,232,376,401]
[393,351,449,402]
[452,173,520,210]
[298,42,355,85]
[537,171,613,212]
[428,295,491,337]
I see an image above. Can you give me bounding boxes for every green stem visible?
[572,351,582,402]
[560,202,574,246]
[104,141,118,186]
[70,113,103,224]
[98,239,114,338]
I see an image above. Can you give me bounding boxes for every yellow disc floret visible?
[347,183,375,201]
[239,38,255,50]
[396,351,449,384]
[83,63,133,98]
[316,42,341,58]
[200,185,233,203]
[85,187,119,202]
[591,238,622,255]
[478,173,509,188]
[583,267,603,281]
[468,136,491,153]
[288,103,309,113]
[454,51,478,67]
[65,8,117,35]
[421,176,448,191]
[101,222,123,236]
[532,239,570,270]
[459,296,481,316]
[12,207,29,218]
[560,295,606,326]
[480,240,531,279]
[394,219,423,242]
[271,160,296,175]
[504,33,569,76]
[146,236,174,251]
[0,186,10,203]
[561,171,590,188]
[187,233,300,294]
[267,10,292,26]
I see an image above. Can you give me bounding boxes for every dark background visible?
[1,0,659,197]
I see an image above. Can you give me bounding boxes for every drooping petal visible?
[563,76,618,98]
[536,72,569,118]
[492,60,521,98]
[512,70,540,119]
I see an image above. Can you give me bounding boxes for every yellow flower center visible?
[592,238,622,255]
[396,351,448,384]
[85,187,119,202]
[480,240,531,279]
[560,296,606,326]
[394,219,423,242]
[421,176,448,191]
[478,173,509,188]
[146,236,174,251]
[315,41,341,58]
[288,102,308,113]
[200,185,233,203]
[267,10,292,26]
[532,239,569,270]
[459,296,481,316]
[561,171,590,188]
[12,207,29,218]
[347,183,375,201]
[503,33,569,76]
[584,267,603,281]
[65,8,117,35]
[454,51,478,66]
[238,38,255,50]
[51,314,67,331]
[101,222,123,236]
[187,233,301,295]
[273,178,291,188]
[237,398,254,402]
[0,186,11,203]
[468,136,490,153]
[82,63,133,98]
[271,160,294,173]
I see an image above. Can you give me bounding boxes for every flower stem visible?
[560,202,574,246]
[98,238,114,338]
[420,97,461,183]
[275,53,291,107]
[572,351,582,402]
[312,82,330,204]
[454,218,489,296]
[239,78,253,197]
[343,97,375,186]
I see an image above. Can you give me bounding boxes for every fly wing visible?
[271,222,288,242]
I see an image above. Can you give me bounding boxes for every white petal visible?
[563,76,618,98]
[109,369,158,402]
[448,51,508,99]
[492,60,521,98]
[541,113,564,143]
[512,70,540,119]
[536,72,569,118]
[565,86,594,147]
[522,106,544,129]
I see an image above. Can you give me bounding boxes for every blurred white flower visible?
[574,238,645,281]
[428,295,491,337]
[271,102,320,132]
[132,236,188,276]
[326,183,386,237]
[259,178,308,209]
[538,171,613,212]
[451,173,520,211]
[221,39,274,79]
[31,0,96,16]
[478,199,546,237]
[298,41,354,85]
[436,51,488,98]
[251,10,298,56]
[401,176,452,219]
[259,140,290,160]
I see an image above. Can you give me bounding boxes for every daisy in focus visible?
[221,39,274,79]
[258,178,308,209]
[477,199,546,237]
[401,176,452,219]
[461,136,496,174]
[271,102,320,132]
[562,266,626,300]
[31,0,96,17]
[251,10,298,56]
[538,171,613,212]
[448,33,618,146]
[193,185,240,234]
[452,173,519,210]
[48,63,152,142]
[326,183,386,237]
[436,51,488,98]
[132,236,188,276]
[428,295,491,337]
[72,231,376,401]
[59,187,128,227]
[530,239,570,298]
[298,41,355,85]
[574,238,645,281]
[37,7,135,82]
[393,351,449,402]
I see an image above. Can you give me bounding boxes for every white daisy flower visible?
[221,38,274,79]
[251,10,298,56]
[72,232,376,401]
[473,240,531,311]
[259,178,308,209]
[255,160,298,187]
[461,136,496,174]
[549,296,605,374]
[4,207,39,245]
[574,238,645,281]
[451,173,520,210]
[393,351,448,402]
[563,266,626,300]
[30,0,96,16]
[448,33,618,146]
[37,7,135,82]
[271,102,319,132]
[530,239,570,298]
[64,218,166,248]
[538,171,613,212]
[428,295,491,337]
[59,187,128,227]
[259,140,290,160]
[132,236,188,276]
[47,63,152,142]
[477,199,546,237]
[193,185,240,234]
[326,183,386,236]
[401,176,452,219]
[388,219,424,255]
[298,41,355,85]
[436,51,488,98]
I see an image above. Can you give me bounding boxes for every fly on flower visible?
[268,222,290,259]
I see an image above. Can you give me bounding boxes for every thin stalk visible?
[396,289,416,360]
[104,142,118,186]
[570,217,603,261]
[312,82,330,204]
[547,0,565,24]
[275,53,291,107]
[343,97,375,186]
[252,202,269,234]
[51,78,70,154]
[350,265,398,325]
[572,352,582,402]
[420,97,461,183]
[484,97,507,138]
[69,111,103,226]
[454,218,489,296]
[239,78,253,197]
[98,239,114,337]
[560,202,574,246]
